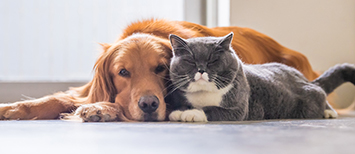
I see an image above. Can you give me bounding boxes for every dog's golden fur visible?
[0,19,323,121]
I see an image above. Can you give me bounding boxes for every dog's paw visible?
[0,104,13,120]
[0,103,30,120]
[74,103,123,122]
[180,109,208,122]
[169,110,183,121]
[324,109,338,119]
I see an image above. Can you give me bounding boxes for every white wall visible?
[230,0,355,108]
[0,0,184,82]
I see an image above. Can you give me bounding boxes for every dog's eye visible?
[119,69,130,77]
[155,65,165,74]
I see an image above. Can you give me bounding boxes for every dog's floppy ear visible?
[87,51,117,103]
[158,38,173,58]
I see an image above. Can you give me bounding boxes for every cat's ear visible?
[169,34,187,50]
[218,32,234,49]
[169,34,190,56]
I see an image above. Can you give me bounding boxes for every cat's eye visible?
[210,59,218,64]
[184,59,195,65]
[119,69,130,77]
[215,49,225,53]
[155,65,166,74]
[208,59,219,65]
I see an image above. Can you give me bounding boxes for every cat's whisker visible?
[212,75,229,85]
[169,77,189,87]
[214,74,233,82]
[211,76,221,87]
[214,80,223,89]
[217,76,233,82]
[213,77,226,89]
[214,74,236,87]
[173,74,189,78]
[160,76,190,96]
[164,79,191,98]
[172,78,191,88]
[169,69,184,77]
[213,77,239,99]
[154,73,189,82]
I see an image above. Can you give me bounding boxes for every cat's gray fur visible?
[167,32,355,121]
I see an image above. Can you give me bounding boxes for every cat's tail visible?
[312,63,355,95]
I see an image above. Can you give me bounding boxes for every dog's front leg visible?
[0,93,77,120]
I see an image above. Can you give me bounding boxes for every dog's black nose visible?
[138,95,159,113]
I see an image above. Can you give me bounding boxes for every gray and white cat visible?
[167,32,355,122]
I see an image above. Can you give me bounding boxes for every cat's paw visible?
[169,110,183,121]
[180,109,208,122]
[324,109,338,119]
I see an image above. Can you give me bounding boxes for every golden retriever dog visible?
[0,19,321,122]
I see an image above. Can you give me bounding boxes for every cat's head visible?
[169,32,239,93]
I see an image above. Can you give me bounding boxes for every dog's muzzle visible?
[138,95,160,121]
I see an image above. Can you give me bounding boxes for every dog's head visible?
[87,34,172,121]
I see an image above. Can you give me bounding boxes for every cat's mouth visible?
[194,80,209,86]
[187,80,218,92]
[185,72,219,92]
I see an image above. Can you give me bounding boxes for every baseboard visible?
[0,82,87,103]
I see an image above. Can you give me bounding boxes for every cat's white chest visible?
[185,81,233,109]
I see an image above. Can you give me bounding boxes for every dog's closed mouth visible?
[143,113,158,122]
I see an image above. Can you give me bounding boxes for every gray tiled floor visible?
[1,113,355,154]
